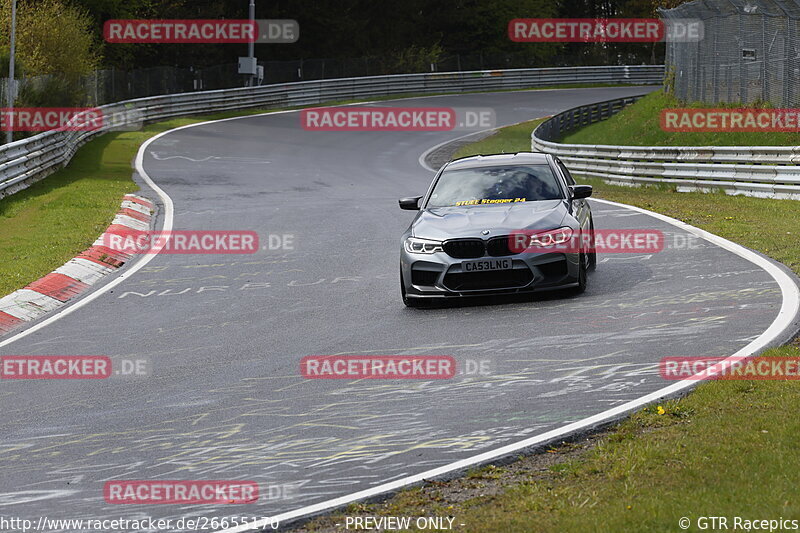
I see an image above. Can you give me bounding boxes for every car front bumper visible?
[400,248,582,300]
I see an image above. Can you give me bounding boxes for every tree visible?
[0,0,100,78]
[0,0,101,106]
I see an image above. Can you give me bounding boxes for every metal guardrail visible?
[531,96,800,199]
[0,65,664,199]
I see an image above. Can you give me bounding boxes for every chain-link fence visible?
[662,0,800,106]
[0,51,660,108]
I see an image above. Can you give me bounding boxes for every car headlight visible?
[404,237,443,254]
[528,227,573,247]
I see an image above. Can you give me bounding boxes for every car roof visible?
[444,152,551,171]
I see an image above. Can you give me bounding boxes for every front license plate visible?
[462,258,512,272]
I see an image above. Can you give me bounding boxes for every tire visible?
[586,221,597,271]
[571,249,588,295]
[401,270,422,307]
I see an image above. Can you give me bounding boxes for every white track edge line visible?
[0,107,317,349]
[1,93,788,532]
[417,116,556,174]
[417,128,501,173]
[215,135,800,533]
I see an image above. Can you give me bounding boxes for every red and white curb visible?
[0,194,153,336]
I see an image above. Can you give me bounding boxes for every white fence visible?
[531,95,800,199]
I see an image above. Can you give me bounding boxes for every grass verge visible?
[562,90,800,146]
[299,116,800,532]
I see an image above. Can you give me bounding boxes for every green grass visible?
[300,116,800,532]
[452,119,548,160]
[562,90,800,146]
[450,379,800,532]
[0,132,137,296]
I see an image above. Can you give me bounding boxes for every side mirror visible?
[399,196,422,210]
[569,185,593,200]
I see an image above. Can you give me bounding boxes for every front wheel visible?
[571,250,588,295]
[586,222,597,271]
[401,270,422,307]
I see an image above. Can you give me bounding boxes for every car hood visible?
[411,200,569,240]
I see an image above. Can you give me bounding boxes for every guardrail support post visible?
[5,0,17,145]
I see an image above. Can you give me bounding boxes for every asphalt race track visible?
[0,87,791,529]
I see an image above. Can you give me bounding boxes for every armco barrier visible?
[531,96,800,199]
[0,65,664,199]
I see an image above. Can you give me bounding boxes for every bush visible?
[0,0,100,108]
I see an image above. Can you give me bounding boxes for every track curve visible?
[0,87,795,529]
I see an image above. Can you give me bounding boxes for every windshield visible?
[426,164,564,208]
